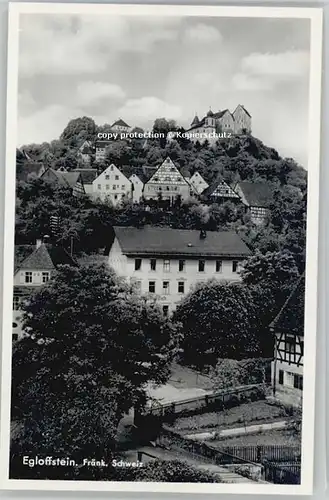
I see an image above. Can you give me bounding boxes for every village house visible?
[188,172,209,195]
[77,139,93,165]
[13,240,77,341]
[41,168,85,197]
[108,226,251,316]
[129,173,144,203]
[234,181,272,224]
[270,276,304,407]
[92,163,132,205]
[74,168,99,196]
[16,148,46,182]
[95,140,111,162]
[186,105,251,144]
[202,179,241,204]
[111,118,131,134]
[144,157,195,205]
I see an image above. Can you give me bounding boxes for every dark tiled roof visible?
[113,226,251,257]
[236,182,273,208]
[74,168,99,184]
[202,179,240,199]
[213,109,231,119]
[270,276,305,335]
[191,115,200,126]
[112,118,130,128]
[42,169,82,189]
[15,243,77,272]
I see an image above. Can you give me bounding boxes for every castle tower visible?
[191,114,200,127]
[205,109,215,128]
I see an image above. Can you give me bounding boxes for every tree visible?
[11,264,180,478]
[121,459,220,482]
[174,280,258,368]
[60,117,96,146]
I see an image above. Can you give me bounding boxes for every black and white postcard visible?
[0,3,322,495]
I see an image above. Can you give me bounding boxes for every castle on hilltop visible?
[186,104,252,143]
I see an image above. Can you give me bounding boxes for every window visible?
[12,322,18,329]
[294,374,303,390]
[121,185,125,190]
[178,281,185,294]
[150,259,156,271]
[12,333,18,342]
[13,296,20,310]
[115,175,119,180]
[42,272,50,283]
[25,271,32,283]
[278,370,284,385]
[284,371,295,387]
[163,281,170,295]
[110,165,114,171]
[162,305,169,317]
[105,174,110,180]
[149,281,156,293]
[232,261,238,273]
[106,184,110,190]
[179,260,185,272]
[135,259,142,271]
[113,185,116,190]
[98,184,101,190]
[163,260,170,272]
[198,260,205,272]
[216,260,222,273]
[285,335,296,354]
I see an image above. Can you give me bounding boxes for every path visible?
[185,420,289,441]
[122,446,257,484]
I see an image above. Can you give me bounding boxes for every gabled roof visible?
[233,104,252,118]
[74,168,99,184]
[270,275,305,335]
[191,115,200,126]
[113,226,251,258]
[112,118,130,128]
[203,179,240,199]
[80,145,93,155]
[236,182,272,208]
[15,243,77,273]
[146,157,189,186]
[213,109,232,120]
[42,169,83,189]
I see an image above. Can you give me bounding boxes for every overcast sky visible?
[17,14,310,166]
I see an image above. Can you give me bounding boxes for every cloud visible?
[19,14,180,77]
[117,97,182,124]
[76,81,126,105]
[232,50,309,91]
[183,23,222,43]
[241,51,309,78]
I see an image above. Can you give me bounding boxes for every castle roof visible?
[207,109,214,117]
[113,226,251,258]
[233,104,252,118]
[191,115,200,126]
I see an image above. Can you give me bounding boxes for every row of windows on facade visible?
[147,186,184,192]
[134,280,187,295]
[278,370,303,390]
[97,184,128,190]
[22,271,50,284]
[134,258,239,273]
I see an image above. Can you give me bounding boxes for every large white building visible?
[92,164,132,205]
[108,226,251,316]
[129,173,144,203]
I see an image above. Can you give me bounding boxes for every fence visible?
[219,445,301,464]
[140,384,265,421]
[263,461,301,484]
[157,427,261,468]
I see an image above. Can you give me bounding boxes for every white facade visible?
[92,164,132,205]
[189,172,209,195]
[108,237,243,315]
[129,174,144,203]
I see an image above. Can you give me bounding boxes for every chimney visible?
[200,229,207,240]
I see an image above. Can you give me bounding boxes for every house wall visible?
[233,106,252,133]
[217,111,235,133]
[108,240,243,314]
[271,332,304,407]
[144,182,191,203]
[92,164,132,206]
[129,174,144,202]
[189,172,209,194]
